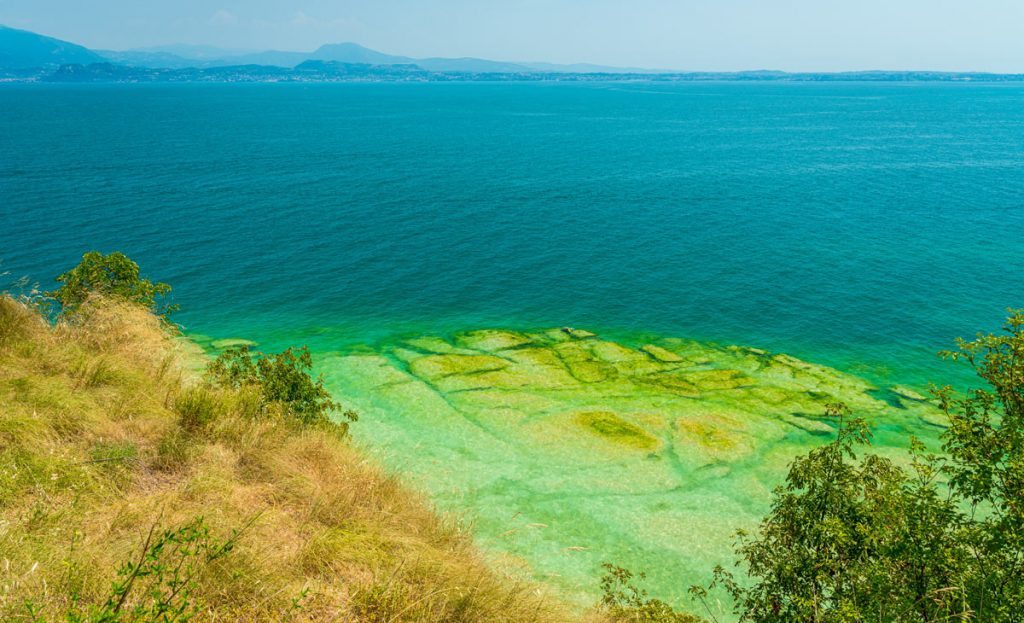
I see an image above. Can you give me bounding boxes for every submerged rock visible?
[456,329,533,352]
[403,336,462,354]
[891,384,928,402]
[408,353,509,380]
[641,344,685,363]
[210,338,257,350]
[575,411,660,451]
[562,327,597,339]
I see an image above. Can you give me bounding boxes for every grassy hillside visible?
[0,294,585,622]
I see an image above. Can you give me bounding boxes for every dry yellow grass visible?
[0,295,592,622]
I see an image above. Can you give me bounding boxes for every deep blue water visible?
[2,82,1023,386]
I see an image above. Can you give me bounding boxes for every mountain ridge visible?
[0,24,103,69]
[3,24,1024,82]
[0,24,666,74]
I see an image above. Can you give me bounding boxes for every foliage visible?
[600,564,702,623]
[173,387,225,432]
[206,345,356,427]
[933,308,1024,620]
[707,310,1024,623]
[708,405,967,622]
[54,517,243,623]
[50,252,177,317]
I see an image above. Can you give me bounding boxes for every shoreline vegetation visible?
[0,256,587,622]
[2,252,1023,622]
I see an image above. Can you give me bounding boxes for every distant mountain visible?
[218,50,311,68]
[0,25,664,74]
[99,38,647,73]
[134,43,257,60]
[307,44,533,72]
[310,43,413,65]
[0,25,102,69]
[96,50,200,69]
[4,25,1024,83]
[415,57,532,73]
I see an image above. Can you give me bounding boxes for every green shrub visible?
[207,345,356,428]
[600,564,702,623]
[703,311,1024,622]
[173,387,224,431]
[50,252,177,318]
[152,429,192,472]
[934,308,1024,620]
[52,517,243,623]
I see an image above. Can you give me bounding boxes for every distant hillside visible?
[311,42,414,65]
[0,26,645,74]
[98,41,542,73]
[416,56,533,72]
[4,25,1024,82]
[0,24,102,69]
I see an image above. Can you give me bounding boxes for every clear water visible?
[3,81,1024,610]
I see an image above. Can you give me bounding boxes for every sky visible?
[1,0,1023,72]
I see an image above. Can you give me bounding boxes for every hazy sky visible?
[2,0,1022,72]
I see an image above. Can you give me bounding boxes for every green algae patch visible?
[686,368,752,391]
[565,358,617,384]
[675,415,744,455]
[456,329,533,352]
[402,336,463,354]
[408,353,509,379]
[891,384,928,402]
[209,338,257,350]
[575,411,659,451]
[589,340,648,364]
[563,328,597,340]
[641,344,684,363]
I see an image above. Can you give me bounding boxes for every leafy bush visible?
[25,517,242,623]
[600,564,702,623]
[50,251,177,317]
[934,308,1024,620]
[704,310,1024,623]
[206,345,356,428]
[706,405,966,622]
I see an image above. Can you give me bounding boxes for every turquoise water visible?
[2,81,1024,609]
[3,82,1023,386]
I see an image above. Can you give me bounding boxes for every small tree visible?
[51,251,177,317]
[709,404,968,623]
[934,308,1024,620]
[207,345,355,428]
[600,564,702,623]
